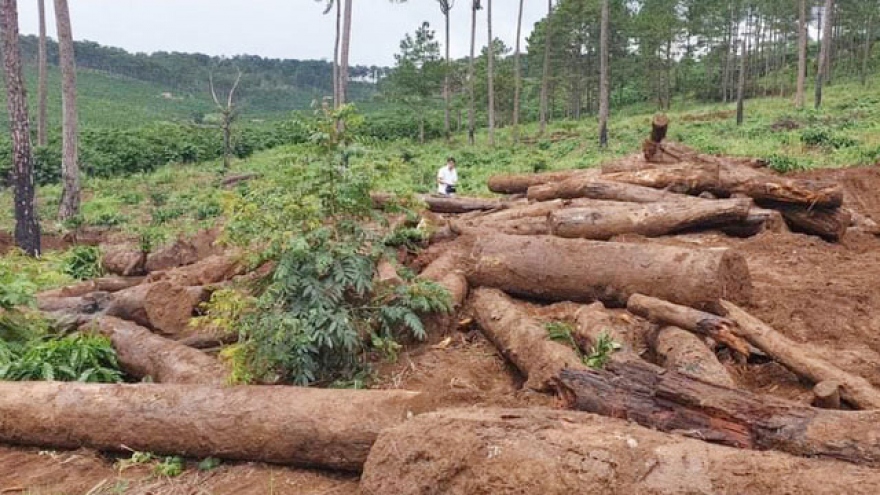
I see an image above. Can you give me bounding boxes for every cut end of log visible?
[813,381,842,410]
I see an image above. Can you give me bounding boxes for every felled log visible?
[146,253,246,287]
[471,288,586,391]
[719,207,787,237]
[813,381,842,409]
[626,294,750,357]
[468,234,752,309]
[548,198,752,240]
[221,172,259,188]
[420,195,505,214]
[452,216,549,237]
[375,258,404,288]
[775,205,851,242]
[652,325,736,387]
[557,359,880,466]
[487,169,599,194]
[36,291,111,315]
[91,316,226,385]
[721,301,880,409]
[650,113,669,143]
[37,277,144,299]
[179,332,238,349]
[419,239,470,309]
[527,177,687,203]
[601,154,664,174]
[603,162,722,195]
[361,408,880,495]
[0,382,427,471]
[572,302,643,361]
[104,281,208,336]
[101,244,146,277]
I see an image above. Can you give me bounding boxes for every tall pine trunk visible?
[736,39,747,125]
[862,11,874,86]
[796,0,807,107]
[467,0,477,145]
[333,0,341,108]
[443,6,451,141]
[512,0,524,144]
[55,0,80,221]
[0,0,41,256]
[815,0,834,109]
[598,0,609,147]
[339,0,352,107]
[36,0,47,147]
[486,0,494,147]
[539,0,553,135]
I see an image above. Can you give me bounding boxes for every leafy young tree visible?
[55,0,80,221]
[385,22,444,144]
[0,0,41,256]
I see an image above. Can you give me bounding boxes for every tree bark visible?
[548,198,752,240]
[815,0,834,109]
[775,204,851,242]
[796,0,807,108]
[333,0,341,107]
[338,0,352,107]
[145,253,245,287]
[486,0,494,147]
[37,276,144,299]
[527,175,686,202]
[557,359,880,466]
[626,293,750,356]
[90,316,226,385]
[36,0,47,147]
[0,0,41,256]
[420,195,505,214]
[598,0,610,147]
[468,234,752,309]
[489,168,599,195]
[472,287,587,392]
[443,5,451,140]
[55,0,80,221]
[362,407,880,495]
[0,381,427,471]
[652,325,735,387]
[736,39,747,126]
[538,0,553,136]
[512,0,524,144]
[720,300,880,410]
[572,302,643,359]
[104,281,208,336]
[467,0,477,145]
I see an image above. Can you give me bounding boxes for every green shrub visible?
[765,154,806,173]
[0,334,124,383]
[800,126,857,149]
[62,246,104,280]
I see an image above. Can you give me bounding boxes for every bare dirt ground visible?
[3,166,880,493]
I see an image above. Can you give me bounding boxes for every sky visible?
[17,1,549,67]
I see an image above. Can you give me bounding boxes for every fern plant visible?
[0,334,124,383]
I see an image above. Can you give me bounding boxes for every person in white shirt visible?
[437,157,458,196]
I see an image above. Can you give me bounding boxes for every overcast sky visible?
[17,1,548,66]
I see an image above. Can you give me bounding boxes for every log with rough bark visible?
[420,195,506,214]
[468,234,752,309]
[452,216,549,237]
[557,359,880,466]
[721,301,880,409]
[36,291,110,314]
[101,244,146,277]
[652,325,736,387]
[0,381,427,471]
[626,294,750,357]
[548,198,752,240]
[487,169,599,194]
[650,113,669,143]
[572,302,644,361]
[472,287,587,392]
[146,254,246,287]
[361,408,880,495]
[603,162,722,195]
[599,153,660,174]
[90,316,226,385]
[776,205,851,242]
[37,277,144,299]
[527,177,688,203]
[719,207,787,237]
[104,281,208,336]
[419,239,471,309]
[813,381,842,409]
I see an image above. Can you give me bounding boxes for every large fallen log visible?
[0,382,427,471]
[718,207,787,237]
[652,325,736,387]
[468,234,752,309]
[487,169,599,194]
[775,204,851,242]
[360,408,880,495]
[572,302,644,362]
[420,195,506,214]
[104,281,208,336]
[472,288,587,391]
[721,301,880,409]
[91,316,226,385]
[527,177,687,203]
[557,359,880,465]
[36,291,110,314]
[548,198,752,240]
[452,216,549,237]
[603,162,722,195]
[37,277,144,299]
[101,244,146,277]
[627,294,750,357]
[146,253,246,287]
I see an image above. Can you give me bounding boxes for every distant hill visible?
[0,36,386,129]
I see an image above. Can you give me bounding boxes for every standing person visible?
[437,157,458,196]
